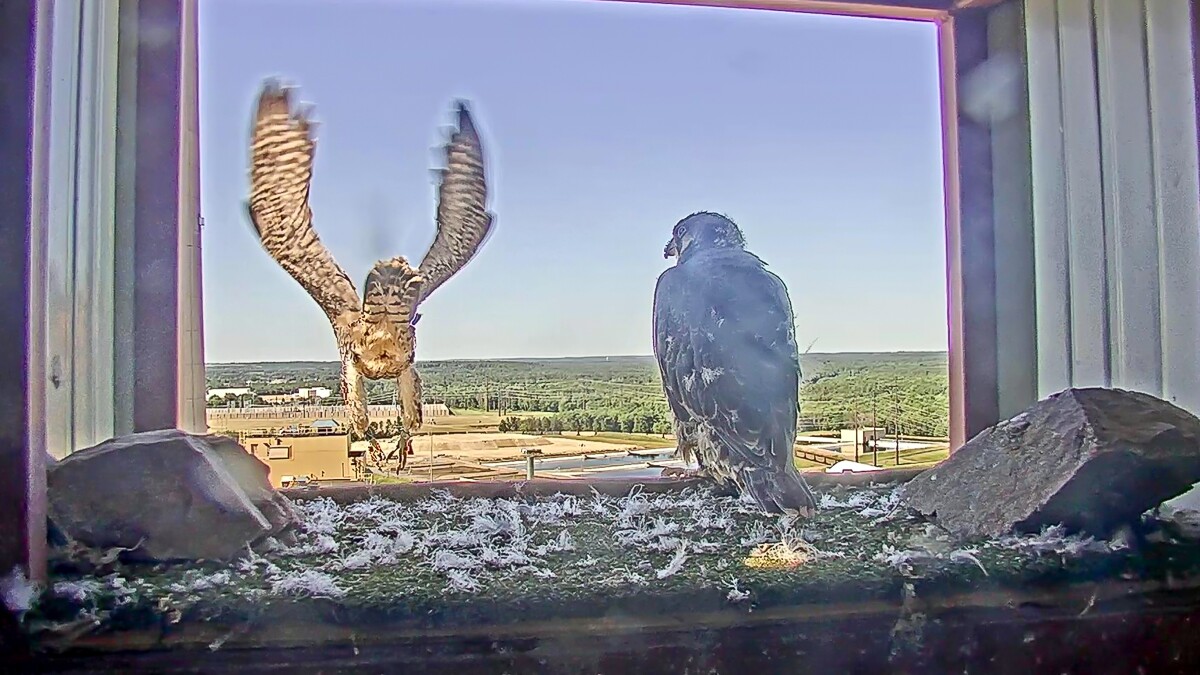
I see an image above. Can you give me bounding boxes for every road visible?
[487,449,692,479]
[484,437,943,479]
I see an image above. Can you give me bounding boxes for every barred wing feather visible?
[246,79,361,325]
[416,101,495,303]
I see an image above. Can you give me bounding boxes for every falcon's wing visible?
[247,80,361,325]
[659,256,802,472]
[416,101,495,303]
[652,267,697,429]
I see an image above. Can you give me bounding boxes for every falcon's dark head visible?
[663,211,746,261]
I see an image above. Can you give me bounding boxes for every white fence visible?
[206,403,452,421]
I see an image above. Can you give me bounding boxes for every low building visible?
[839,427,887,447]
[260,387,334,405]
[238,428,362,488]
[423,403,452,418]
[206,387,252,399]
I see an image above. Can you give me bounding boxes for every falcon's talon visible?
[661,467,707,481]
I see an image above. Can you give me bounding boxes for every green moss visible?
[26,484,1200,639]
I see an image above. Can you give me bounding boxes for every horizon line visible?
[205,349,950,365]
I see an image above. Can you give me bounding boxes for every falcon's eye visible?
[673,224,686,238]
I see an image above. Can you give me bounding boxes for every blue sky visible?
[199,0,947,362]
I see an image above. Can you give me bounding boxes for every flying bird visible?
[245,79,495,468]
[653,212,817,516]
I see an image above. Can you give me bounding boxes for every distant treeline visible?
[499,410,672,436]
[207,352,950,437]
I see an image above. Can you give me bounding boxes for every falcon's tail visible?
[740,467,818,518]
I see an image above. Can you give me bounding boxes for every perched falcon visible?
[246,79,494,468]
[653,212,817,517]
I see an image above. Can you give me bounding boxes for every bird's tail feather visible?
[740,467,818,518]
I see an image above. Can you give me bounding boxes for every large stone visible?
[48,429,299,561]
[903,388,1200,539]
[201,432,301,537]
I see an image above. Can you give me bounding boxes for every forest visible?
[206,352,950,437]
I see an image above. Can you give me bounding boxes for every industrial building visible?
[238,427,361,488]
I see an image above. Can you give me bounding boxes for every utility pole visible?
[872,391,878,467]
[851,405,859,462]
[895,397,901,465]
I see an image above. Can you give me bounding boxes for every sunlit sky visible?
[199,0,947,363]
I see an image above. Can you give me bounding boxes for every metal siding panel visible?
[1147,0,1200,414]
[957,11,1001,442]
[93,0,119,442]
[71,0,119,449]
[125,0,182,433]
[1025,0,1073,397]
[111,0,138,436]
[987,1,1038,418]
[70,3,96,448]
[177,0,204,433]
[113,0,188,434]
[45,2,83,458]
[1095,0,1163,396]
[1058,0,1111,387]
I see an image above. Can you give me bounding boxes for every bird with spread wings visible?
[245,79,495,470]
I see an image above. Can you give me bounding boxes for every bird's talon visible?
[661,467,707,480]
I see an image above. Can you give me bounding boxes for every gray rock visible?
[47,429,299,561]
[903,388,1200,539]
[201,433,301,537]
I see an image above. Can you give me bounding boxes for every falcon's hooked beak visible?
[663,238,679,259]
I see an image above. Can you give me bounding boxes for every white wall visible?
[42,0,120,457]
[1020,0,1200,414]
[40,0,206,456]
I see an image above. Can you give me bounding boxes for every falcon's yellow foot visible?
[660,467,707,480]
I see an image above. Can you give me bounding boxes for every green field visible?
[207,352,950,438]
[561,432,677,449]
